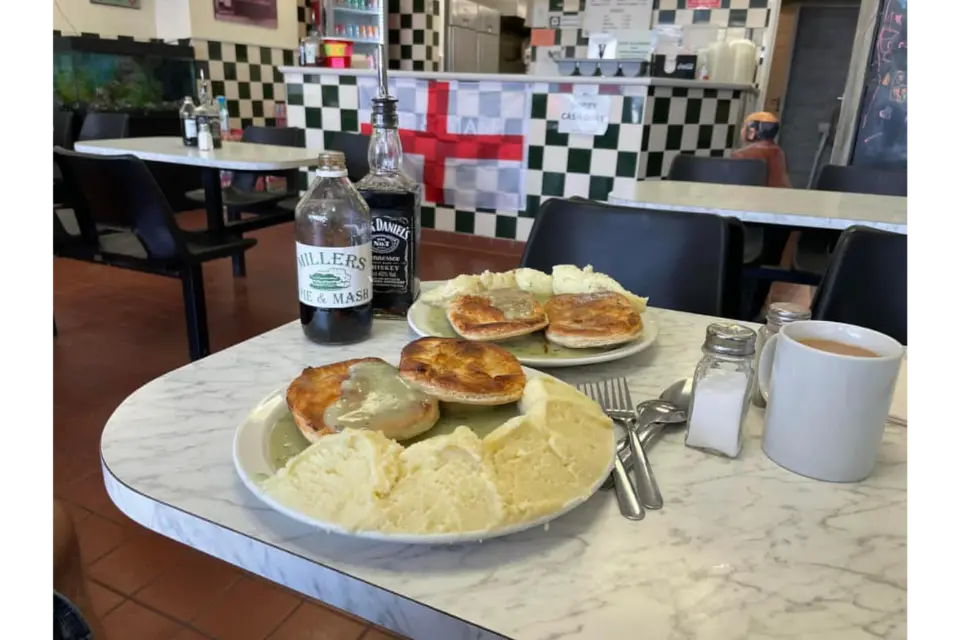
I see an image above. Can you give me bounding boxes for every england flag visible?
[359,77,529,212]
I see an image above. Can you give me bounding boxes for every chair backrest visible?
[77,112,129,142]
[815,164,907,197]
[54,111,75,149]
[811,226,906,344]
[54,147,189,261]
[326,131,372,183]
[230,125,306,191]
[521,198,744,317]
[667,154,767,187]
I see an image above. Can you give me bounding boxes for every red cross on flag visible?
[360,77,529,213]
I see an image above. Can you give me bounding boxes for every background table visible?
[74,137,317,237]
[100,307,907,640]
[608,181,907,234]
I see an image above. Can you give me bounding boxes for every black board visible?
[850,0,907,169]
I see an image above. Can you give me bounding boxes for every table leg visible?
[201,168,225,238]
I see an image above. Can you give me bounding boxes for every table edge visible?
[73,140,318,171]
[99,453,506,639]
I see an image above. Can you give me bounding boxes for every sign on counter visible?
[548,88,612,136]
[583,0,654,35]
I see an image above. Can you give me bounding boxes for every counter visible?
[280,66,755,241]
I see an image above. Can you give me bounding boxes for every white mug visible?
[758,320,904,482]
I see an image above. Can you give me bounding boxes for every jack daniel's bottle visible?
[356,46,421,317]
[295,151,373,344]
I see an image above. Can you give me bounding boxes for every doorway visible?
[777,4,861,187]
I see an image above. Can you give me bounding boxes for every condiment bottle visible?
[751,303,811,408]
[685,322,757,458]
[197,122,213,151]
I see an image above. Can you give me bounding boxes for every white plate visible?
[406,292,659,368]
[233,367,615,544]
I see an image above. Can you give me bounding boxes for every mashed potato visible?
[261,377,614,535]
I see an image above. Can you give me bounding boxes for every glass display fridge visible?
[325,0,385,50]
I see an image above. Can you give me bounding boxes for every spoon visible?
[635,380,692,444]
[627,400,673,509]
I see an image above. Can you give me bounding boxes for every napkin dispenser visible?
[652,54,698,79]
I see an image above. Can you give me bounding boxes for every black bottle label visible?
[371,214,411,293]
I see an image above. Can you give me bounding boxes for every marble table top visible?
[100,309,906,640]
[74,137,318,171]
[608,181,907,234]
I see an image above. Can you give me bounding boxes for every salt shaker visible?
[751,303,811,407]
[198,122,213,151]
[685,322,757,458]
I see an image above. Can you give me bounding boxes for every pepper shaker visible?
[685,322,757,458]
[751,303,811,407]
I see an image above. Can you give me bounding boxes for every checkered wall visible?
[531,0,772,63]
[388,0,442,71]
[192,39,296,129]
[286,72,746,241]
[640,85,745,178]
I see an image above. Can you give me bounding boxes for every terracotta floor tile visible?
[102,600,180,640]
[266,601,366,640]
[88,532,193,595]
[56,219,517,633]
[53,446,100,492]
[136,552,242,622]
[86,580,125,617]
[61,500,92,527]
[167,626,214,640]
[75,512,130,565]
[360,627,408,640]
[190,577,300,640]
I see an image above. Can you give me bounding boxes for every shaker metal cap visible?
[766,302,811,327]
[703,322,757,356]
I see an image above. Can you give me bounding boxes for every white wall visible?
[55,0,300,49]
[53,0,158,38]
[188,0,299,48]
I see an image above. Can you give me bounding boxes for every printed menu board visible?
[850,0,907,169]
[582,0,654,35]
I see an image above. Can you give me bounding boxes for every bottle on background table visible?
[179,96,197,147]
[194,71,222,149]
[295,151,373,344]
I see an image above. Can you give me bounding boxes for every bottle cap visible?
[702,322,757,357]
[316,150,348,177]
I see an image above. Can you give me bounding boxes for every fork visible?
[579,377,663,511]
[577,379,644,521]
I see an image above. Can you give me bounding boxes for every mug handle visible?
[757,333,780,402]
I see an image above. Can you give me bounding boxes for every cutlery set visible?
[577,377,689,520]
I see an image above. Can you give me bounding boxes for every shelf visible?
[327,35,382,45]
[333,6,380,15]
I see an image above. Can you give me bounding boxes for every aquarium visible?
[54,36,197,112]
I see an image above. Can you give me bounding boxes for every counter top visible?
[74,137,319,171]
[100,304,906,640]
[609,181,908,233]
[278,65,756,91]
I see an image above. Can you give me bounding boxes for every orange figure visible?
[731,111,791,188]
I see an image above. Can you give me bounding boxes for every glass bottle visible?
[300,0,325,67]
[685,322,757,459]
[295,150,373,344]
[355,45,422,318]
[751,303,811,407]
[179,96,197,147]
[194,71,222,149]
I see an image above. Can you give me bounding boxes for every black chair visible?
[278,131,371,214]
[794,165,907,276]
[666,154,770,264]
[185,125,305,276]
[76,112,129,141]
[54,111,75,205]
[811,226,906,345]
[521,198,744,318]
[54,147,256,361]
